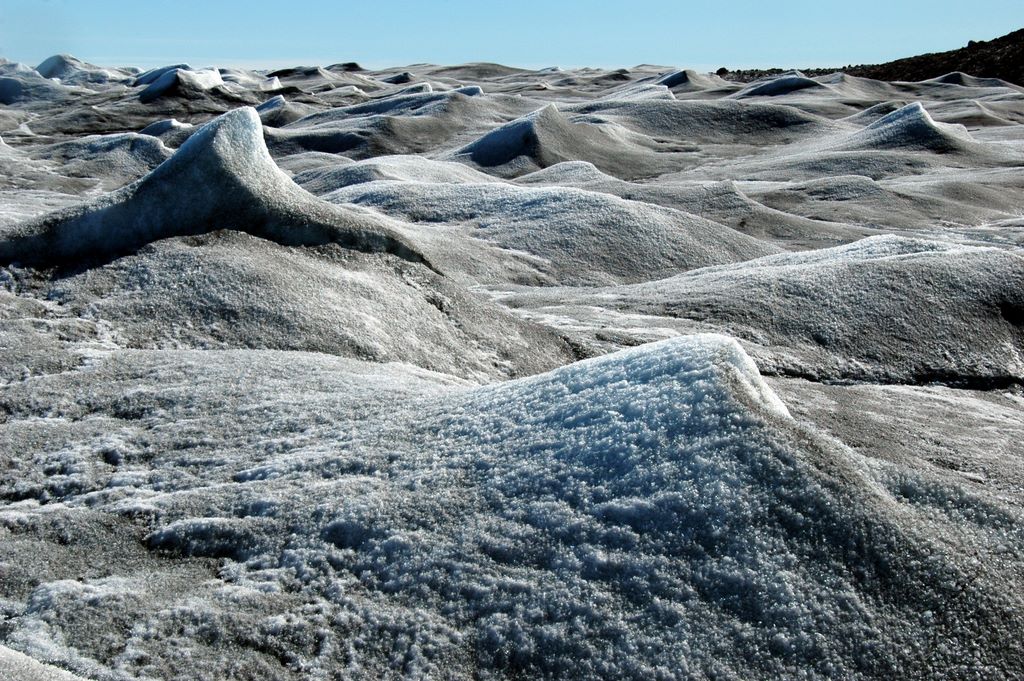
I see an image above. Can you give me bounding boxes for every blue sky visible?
[1,0,1021,71]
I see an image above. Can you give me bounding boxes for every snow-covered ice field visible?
[1,55,1023,679]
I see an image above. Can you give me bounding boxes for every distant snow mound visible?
[35,54,130,86]
[380,81,433,95]
[925,71,1017,88]
[456,104,578,168]
[452,104,681,179]
[934,100,1015,127]
[132,64,192,87]
[139,68,224,103]
[255,95,320,127]
[838,102,975,152]
[810,72,900,100]
[34,54,84,79]
[513,159,613,185]
[734,73,830,97]
[218,68,282,91]
[842,100,910,125]
[137,118,195,147]
[0,107,430,268]
[656,69,729,91]
[382,71,415,84]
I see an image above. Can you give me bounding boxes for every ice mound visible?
[513,159,614,185]
[812,72,891,92]
[837,102,976,152]
[379,81,433,95]
[0,107,429,269]
[266,65,382,94]
[455,104,585,167]
[656,68,731,91]
[841,100,909,125]
[262,86,498,158]
[274,150,357,175]
[132,64,191,86]
[138,68,224,103]
[254,95,319,127]
[218,68,282,91]
[382,71,415,84]
[733,73,830,98]
[137,118,195,146]
[35,54,131,87]
[925,71,1021,89]
[452,104,682,179]
[6,336,1022,678]
[34,54,85,78]
[751,172,1017,231]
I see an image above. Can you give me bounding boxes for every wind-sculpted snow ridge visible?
[0,107,432,270]
[2,336,1022,679]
